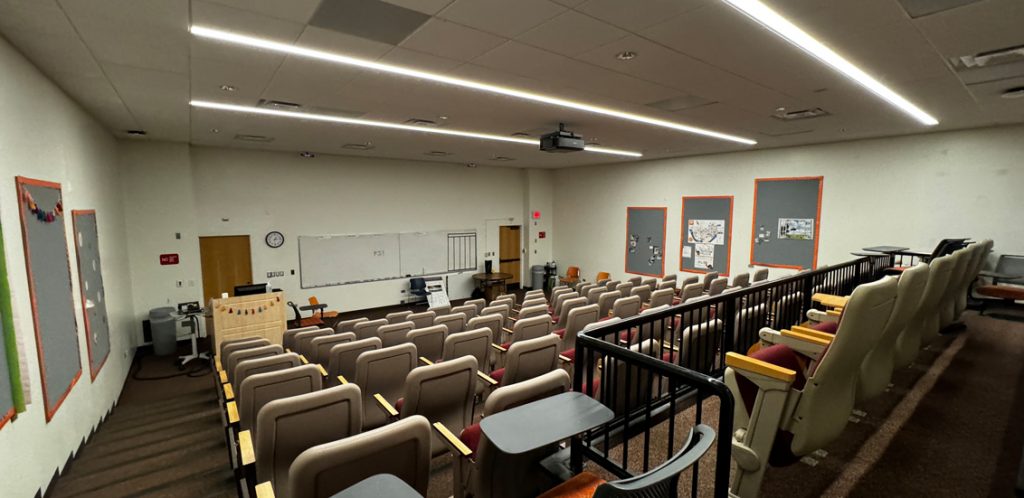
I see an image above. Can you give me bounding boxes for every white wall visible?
[0,36,135,497]
[523,168,554,285]
[553,125,1024,284]
[120,144,528,331]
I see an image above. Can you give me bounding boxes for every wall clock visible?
[265,231,285,248]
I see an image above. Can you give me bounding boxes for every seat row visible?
[724,239,992,498]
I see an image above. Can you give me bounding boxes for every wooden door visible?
[199,235,253,304]
[499,225,521,287]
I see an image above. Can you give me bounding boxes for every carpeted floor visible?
[47,307,1023,498]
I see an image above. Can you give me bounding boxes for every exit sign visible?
[159,253,179,265]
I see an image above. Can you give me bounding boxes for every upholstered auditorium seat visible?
[385,311,413,324]
[333,318,368,334]
[309,333,355,366]
[491,334,560,388]
[648,288,675,308]
[514,304,548,322]
[376,322,414,348]
[292,329,330,359]
[326,338,381,386]
[234,353,302,391]
[597,290,622,318]
[451,304,478,320]
[610,295,642,319]
[221,336,273,360]
[731,272,751,288]
[239,365,323,433]
[465,298,488,316]
[554,297,587,328]
[355,343,417,429]
[752,268,769,282]
[352,319,387,342]
[227,345,283,385]
[630,285,652,304]
[399,356,477,456]
[557,304,600,362]
[407,311,436,329]
[468,314,504,348]
[893,255,955,368]
[435,312,468,333]
[551,291,579,321]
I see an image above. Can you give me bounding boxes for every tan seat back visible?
[641,277,657,291]
[400,356,478,456]
[792,276,897,454]
[552,291,579,318]
[385,311,413,324]
[227,344,283,384]
[483,369,570,416]
[648,288,675,308]
[894,254,955,367]
[451,304,477,320]
[731,272,751,288]
[602,339,656,416]
[680,282,703,302]
[442,328,491,368]
[772,291,804,329]
[576,283,597,300]
[407,311,436,329]
[468,313,503,346]
[221,336,271,360]
[495,293,517,306]
[310,332,356,366]
[611,295,642,319]
[957,240,992,317]
[510,314,552,344]
[586,286,605,304]
[377,322,415,348]
[356,343,417,430]
[333,318,368,334]
[662,273,677,283]
[256,384,362,497]
[597,290,622,318]
[516,304,548,322]
[615,282,634,297]
[707,277,728,296]
[556,297,587,327]
[939,247,973,328]
[465,298,487,316]
[352,319,388,342]
[550,288,572,310]
[732,304,767,352]
[701,272,720,291]
[680,319,723,374]
[235,353,301,389]
[407,325,446,362]
[858,263,930,402]
[491,298,514,316]
[294,329,331,359]
[239,364,322,433]
[630,285,652,304]
[223,338,271,364]
[428,303,452,316]
[287,415,432,498]
[561,304,600,352]
[281,327,319,352]
[501,334,560,387]
[752,268,769,282]
[521,297,547,309]
[326,338,381,385]
[680,275,699,287]
[434,313,468,334]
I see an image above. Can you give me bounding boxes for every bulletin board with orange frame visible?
[624,207,667,277]
[680,196,733,276]
[750,177,823,270]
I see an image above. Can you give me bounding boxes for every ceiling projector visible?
[540,123,585,153]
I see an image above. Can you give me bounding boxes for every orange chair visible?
[595,271,610,283]
[308,296,340,320]
[560,266,581,287]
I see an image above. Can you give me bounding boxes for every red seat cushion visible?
[561,348,575,362]
[490,368,505,384]
[553,328,566,338]
[582,378,600,397]
[552,316,560,324]
[501,341,512,350]
[460,423,482,454]
[811,321,839,334]
[395,397,404,412]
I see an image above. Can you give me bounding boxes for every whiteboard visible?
[299,233,401,288]
[299,229,477,288]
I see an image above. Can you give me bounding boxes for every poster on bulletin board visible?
[680,196,734,275]
[16,176,81,422]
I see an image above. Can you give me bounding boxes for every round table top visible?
[472,272,513,281]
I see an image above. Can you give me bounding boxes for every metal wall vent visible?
[234,134,275,142]
[424,150,452,156]
[342,142,375,150]
[772,107,829,121]
[257,99,302,110]
[405,118,439,127]
[491,156,515,161]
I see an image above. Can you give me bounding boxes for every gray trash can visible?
[531,265,545,290]
[150,307,177,356]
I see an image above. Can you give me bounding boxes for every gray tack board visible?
[625,207,667,277]
[73,211,111,379]
[19,181,81,419]
[681,197,732,274]
[751,177,822,269]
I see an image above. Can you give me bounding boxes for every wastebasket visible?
[150,307,177,356]
[531,265,545,290]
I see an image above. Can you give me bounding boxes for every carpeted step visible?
[94,396,219,435]
[78,408,221,458]
[106,388,217,422]
[65,423,225,476]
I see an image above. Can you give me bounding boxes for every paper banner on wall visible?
[694,243,715,270]
[687,219,726,245]
[778,218,815,240]
[682,245,693,259]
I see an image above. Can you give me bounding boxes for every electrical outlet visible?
[176,281,183,288]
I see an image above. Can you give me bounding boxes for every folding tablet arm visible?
[724,352,798,498]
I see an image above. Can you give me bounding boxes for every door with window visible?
[199,235,253,304]
[499,225,521,289]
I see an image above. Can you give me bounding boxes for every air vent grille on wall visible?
[772,107,829,121]
[491,156,515,161]
[405,118,439,127]
[234,134,275,142]
[257,99,302,110]
[342,143,375,150]
[424,150,452,157]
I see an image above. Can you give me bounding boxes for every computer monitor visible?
[234,283,268,296]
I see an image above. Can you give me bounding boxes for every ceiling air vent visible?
[1002,87,1024,100]
[257,99,302,110]
[772,107,829,121]
[424,150,452,157]
[234,134,274,143]
[342,142,375,150]
[491,156,515,162]
[405,118,439,127]
[951,45,1024,69]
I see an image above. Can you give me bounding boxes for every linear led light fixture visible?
[190,100,643,157]
[190,25,757,145]
[719,0,938,126]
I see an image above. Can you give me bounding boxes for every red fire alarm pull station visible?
[160,253,180,265]
[532,210,541,219]
[539,231,547,239]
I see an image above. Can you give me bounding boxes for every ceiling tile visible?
[308,0,430,45]
[0,0,78,38]
[203,0,322,23]
[191,0,307,41]
[401,18,506,61]
[438,0,567,38]
[380,0,454,15]
[517,10,628,57]
[914,0,1024,58]
[379,46,464,72]
[577,0,707,32]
